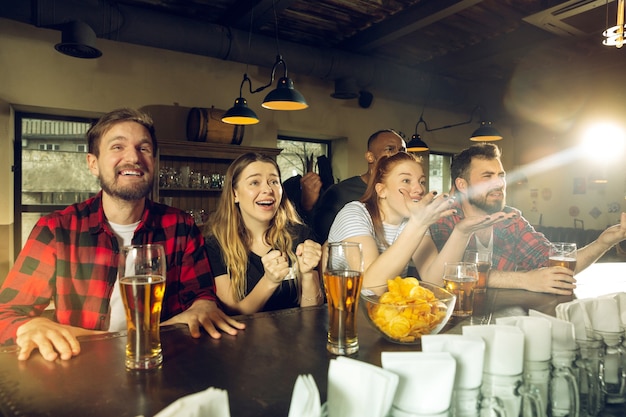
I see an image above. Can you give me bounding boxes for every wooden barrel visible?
[186,107,244,145]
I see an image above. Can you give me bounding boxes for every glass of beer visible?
[323,242,364,355]
[443,262,478,317]
[118,244,167,370]
[463,251,492,291]
[549,243,577,272]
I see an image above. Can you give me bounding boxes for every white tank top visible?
[107,221,140,332]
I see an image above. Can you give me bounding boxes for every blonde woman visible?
[205,153,323,315]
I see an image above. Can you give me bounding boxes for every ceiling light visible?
[470,121,503,141]
[603,0,625,48]
[261,56,308,110]
[413,105,503,142]
[222,74,260,125]
[407,117,429,152]
[406,133,429,152]
[222,1,307,125]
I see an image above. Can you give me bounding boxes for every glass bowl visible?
[360,279,456,344]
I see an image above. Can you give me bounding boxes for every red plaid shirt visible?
[0,192,216,345]
[429,201,552,271]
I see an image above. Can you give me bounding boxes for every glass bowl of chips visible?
[360,277,456,344]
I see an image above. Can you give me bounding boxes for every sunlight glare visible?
[580,123,626,162]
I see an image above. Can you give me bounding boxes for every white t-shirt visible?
[107,221,140,332]
[328,201,427,277]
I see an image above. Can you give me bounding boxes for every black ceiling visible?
[2,0,626,115]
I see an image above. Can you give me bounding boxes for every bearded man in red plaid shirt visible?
[0,108,245,361]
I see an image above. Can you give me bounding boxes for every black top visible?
[206,223,315,312]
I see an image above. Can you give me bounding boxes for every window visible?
[428,152,453,194]
[15,113,98,254]
[276,136,331,180]
[38,143,60,151]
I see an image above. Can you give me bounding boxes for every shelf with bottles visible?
[154,140,281,213]
[158,167,225,191]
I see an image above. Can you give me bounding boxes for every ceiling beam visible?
[340,0,484,52]
[221,0,299,32]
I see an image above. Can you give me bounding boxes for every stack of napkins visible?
[495,316,552,362]
[462,325,524,376]
[529,309,577,352]
[154,387,230,417]
[421,334,484,392]
[421,334,485,416]
[556,295,623,344]
[327,356,399,417]
[381,351,456,416]
[288,374,321,417]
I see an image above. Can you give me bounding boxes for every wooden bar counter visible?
[0,286,577,417]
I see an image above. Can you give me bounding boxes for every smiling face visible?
[457,157,506,214]
[376,160,426,223]
[233,161,283,227]
[87,120,155,202]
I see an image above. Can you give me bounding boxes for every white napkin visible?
[556,296,622,343]
[495,316,552,362]
[529,309,577,351]
[462,324,524,376]
[421,334,485,390]
[288,374,321,417]
[555,299,594,340]
[602,292,626,329]
[381,351,456,415]
[153,387,230,417]
[327,356,399,417]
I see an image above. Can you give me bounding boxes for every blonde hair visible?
[205,152,303,301]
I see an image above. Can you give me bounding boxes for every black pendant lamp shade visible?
[222,97,260,125]
[406,133,429,152]
[262,76,308,110]
[470,121,503,141]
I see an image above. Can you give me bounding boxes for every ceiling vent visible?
[54,21,102,59]
[330,77,359,99]
[524,0,613,37]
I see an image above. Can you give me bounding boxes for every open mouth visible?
[118,168,144,177]
[256,199,275,207]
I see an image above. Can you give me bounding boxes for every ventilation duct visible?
[0,0,466,106]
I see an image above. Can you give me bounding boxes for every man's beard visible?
[468,189,505,214]
[99,173,153,201]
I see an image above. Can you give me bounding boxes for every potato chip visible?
[368,277,448,341]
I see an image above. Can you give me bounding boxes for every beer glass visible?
[550,349,580,417]
[118,244,167,369]
[443,262,478,317]
[549,243,577,272]
[462,251,491,291]
[323,242,363,355]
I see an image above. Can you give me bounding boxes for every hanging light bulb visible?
[603,0,626,48]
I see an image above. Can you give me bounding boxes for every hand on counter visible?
[15,317,107,361]
[161,299,246,339]
[490,267,577,296]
